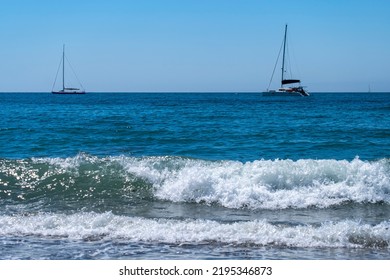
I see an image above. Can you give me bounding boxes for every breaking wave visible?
[0,212,389,248]
[1,154,390,210]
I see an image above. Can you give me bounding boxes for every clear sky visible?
[1,0,389,92]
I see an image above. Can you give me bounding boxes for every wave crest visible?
[1,155,389,209]
[119,156,390,209]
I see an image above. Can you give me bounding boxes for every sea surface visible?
[0,92,390,260]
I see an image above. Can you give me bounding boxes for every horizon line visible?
[1,91,390,94]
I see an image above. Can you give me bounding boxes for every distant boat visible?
[263,25,309,97]
[52,45,85,94]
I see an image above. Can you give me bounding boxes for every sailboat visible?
[52,45,86,94]
[263,25,309,97]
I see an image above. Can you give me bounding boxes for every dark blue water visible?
[2,92,389,161]
[1,92,390,259]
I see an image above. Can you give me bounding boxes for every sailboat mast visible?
[62,44,65,91]
[281,24,287,87]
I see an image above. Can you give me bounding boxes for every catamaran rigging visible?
[263,25,309,97]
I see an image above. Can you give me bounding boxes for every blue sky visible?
[1,0,389,92]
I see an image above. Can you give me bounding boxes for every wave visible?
[0,212,389,248]
[1,154,390,209]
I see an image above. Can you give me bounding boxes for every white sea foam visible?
[0,212,389,248]
[27,155,390,209]
[118,156,390,209]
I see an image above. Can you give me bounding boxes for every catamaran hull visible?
[262,91,309,97]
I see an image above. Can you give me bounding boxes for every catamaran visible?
[52,45,86,94]
[263,25,309,97]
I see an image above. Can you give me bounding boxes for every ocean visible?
[0,92,389,260]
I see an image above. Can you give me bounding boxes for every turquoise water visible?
[1,92,390,259]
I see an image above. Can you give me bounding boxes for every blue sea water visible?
[0,92,390,259]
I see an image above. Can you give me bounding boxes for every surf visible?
[1,154,389,210]
[0,212,388,248]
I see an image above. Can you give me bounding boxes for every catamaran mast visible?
[62,44,65,91]
[281,24,287,87]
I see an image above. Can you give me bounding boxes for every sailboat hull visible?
[263,91,304,97]
[263,89,309,97]
[51,90,85,95]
